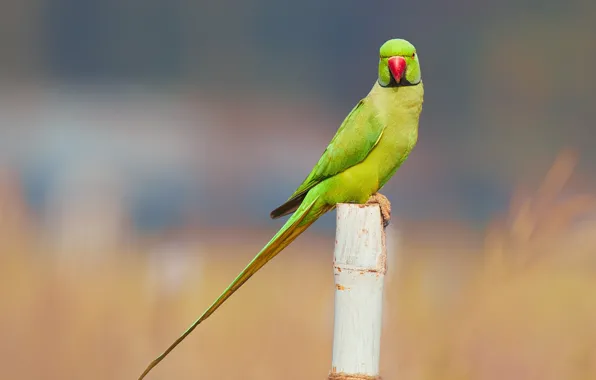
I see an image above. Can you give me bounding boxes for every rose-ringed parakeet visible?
[138,38,423,379]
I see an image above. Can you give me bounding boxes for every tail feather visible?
[138,195,327,380]
[269,193,306,219]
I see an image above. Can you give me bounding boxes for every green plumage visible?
[138,38,424,380]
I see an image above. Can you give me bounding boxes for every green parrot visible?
[138,38,423,379]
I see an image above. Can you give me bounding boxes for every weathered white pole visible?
[329,203,387,380]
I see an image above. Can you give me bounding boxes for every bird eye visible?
[412,53,416,58]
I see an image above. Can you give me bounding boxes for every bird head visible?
[378,39,421,87]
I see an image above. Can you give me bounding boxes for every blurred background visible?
[2,0,596,379]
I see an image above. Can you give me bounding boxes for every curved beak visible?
[388,56,407,82]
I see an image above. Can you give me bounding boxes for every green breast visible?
[372,82,424,187]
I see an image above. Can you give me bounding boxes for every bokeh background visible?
[2,0,596,379]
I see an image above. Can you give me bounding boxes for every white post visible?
[329,203,387,380]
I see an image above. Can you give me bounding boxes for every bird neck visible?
[369,80,424,118]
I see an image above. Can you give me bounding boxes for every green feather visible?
[271,99,384,218]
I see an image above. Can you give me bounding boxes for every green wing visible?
[270,98,384,218]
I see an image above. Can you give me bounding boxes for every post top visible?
[334,203,386,273]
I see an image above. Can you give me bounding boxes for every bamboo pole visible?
[329,203,387,380]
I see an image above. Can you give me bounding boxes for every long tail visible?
[138,194,330,380]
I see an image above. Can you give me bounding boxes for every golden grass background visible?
[2,150,596,380]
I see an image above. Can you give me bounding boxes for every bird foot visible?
[366,193,391,228]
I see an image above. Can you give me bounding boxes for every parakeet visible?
[138,38,424,379]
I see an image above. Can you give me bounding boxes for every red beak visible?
[388,56,407,82]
